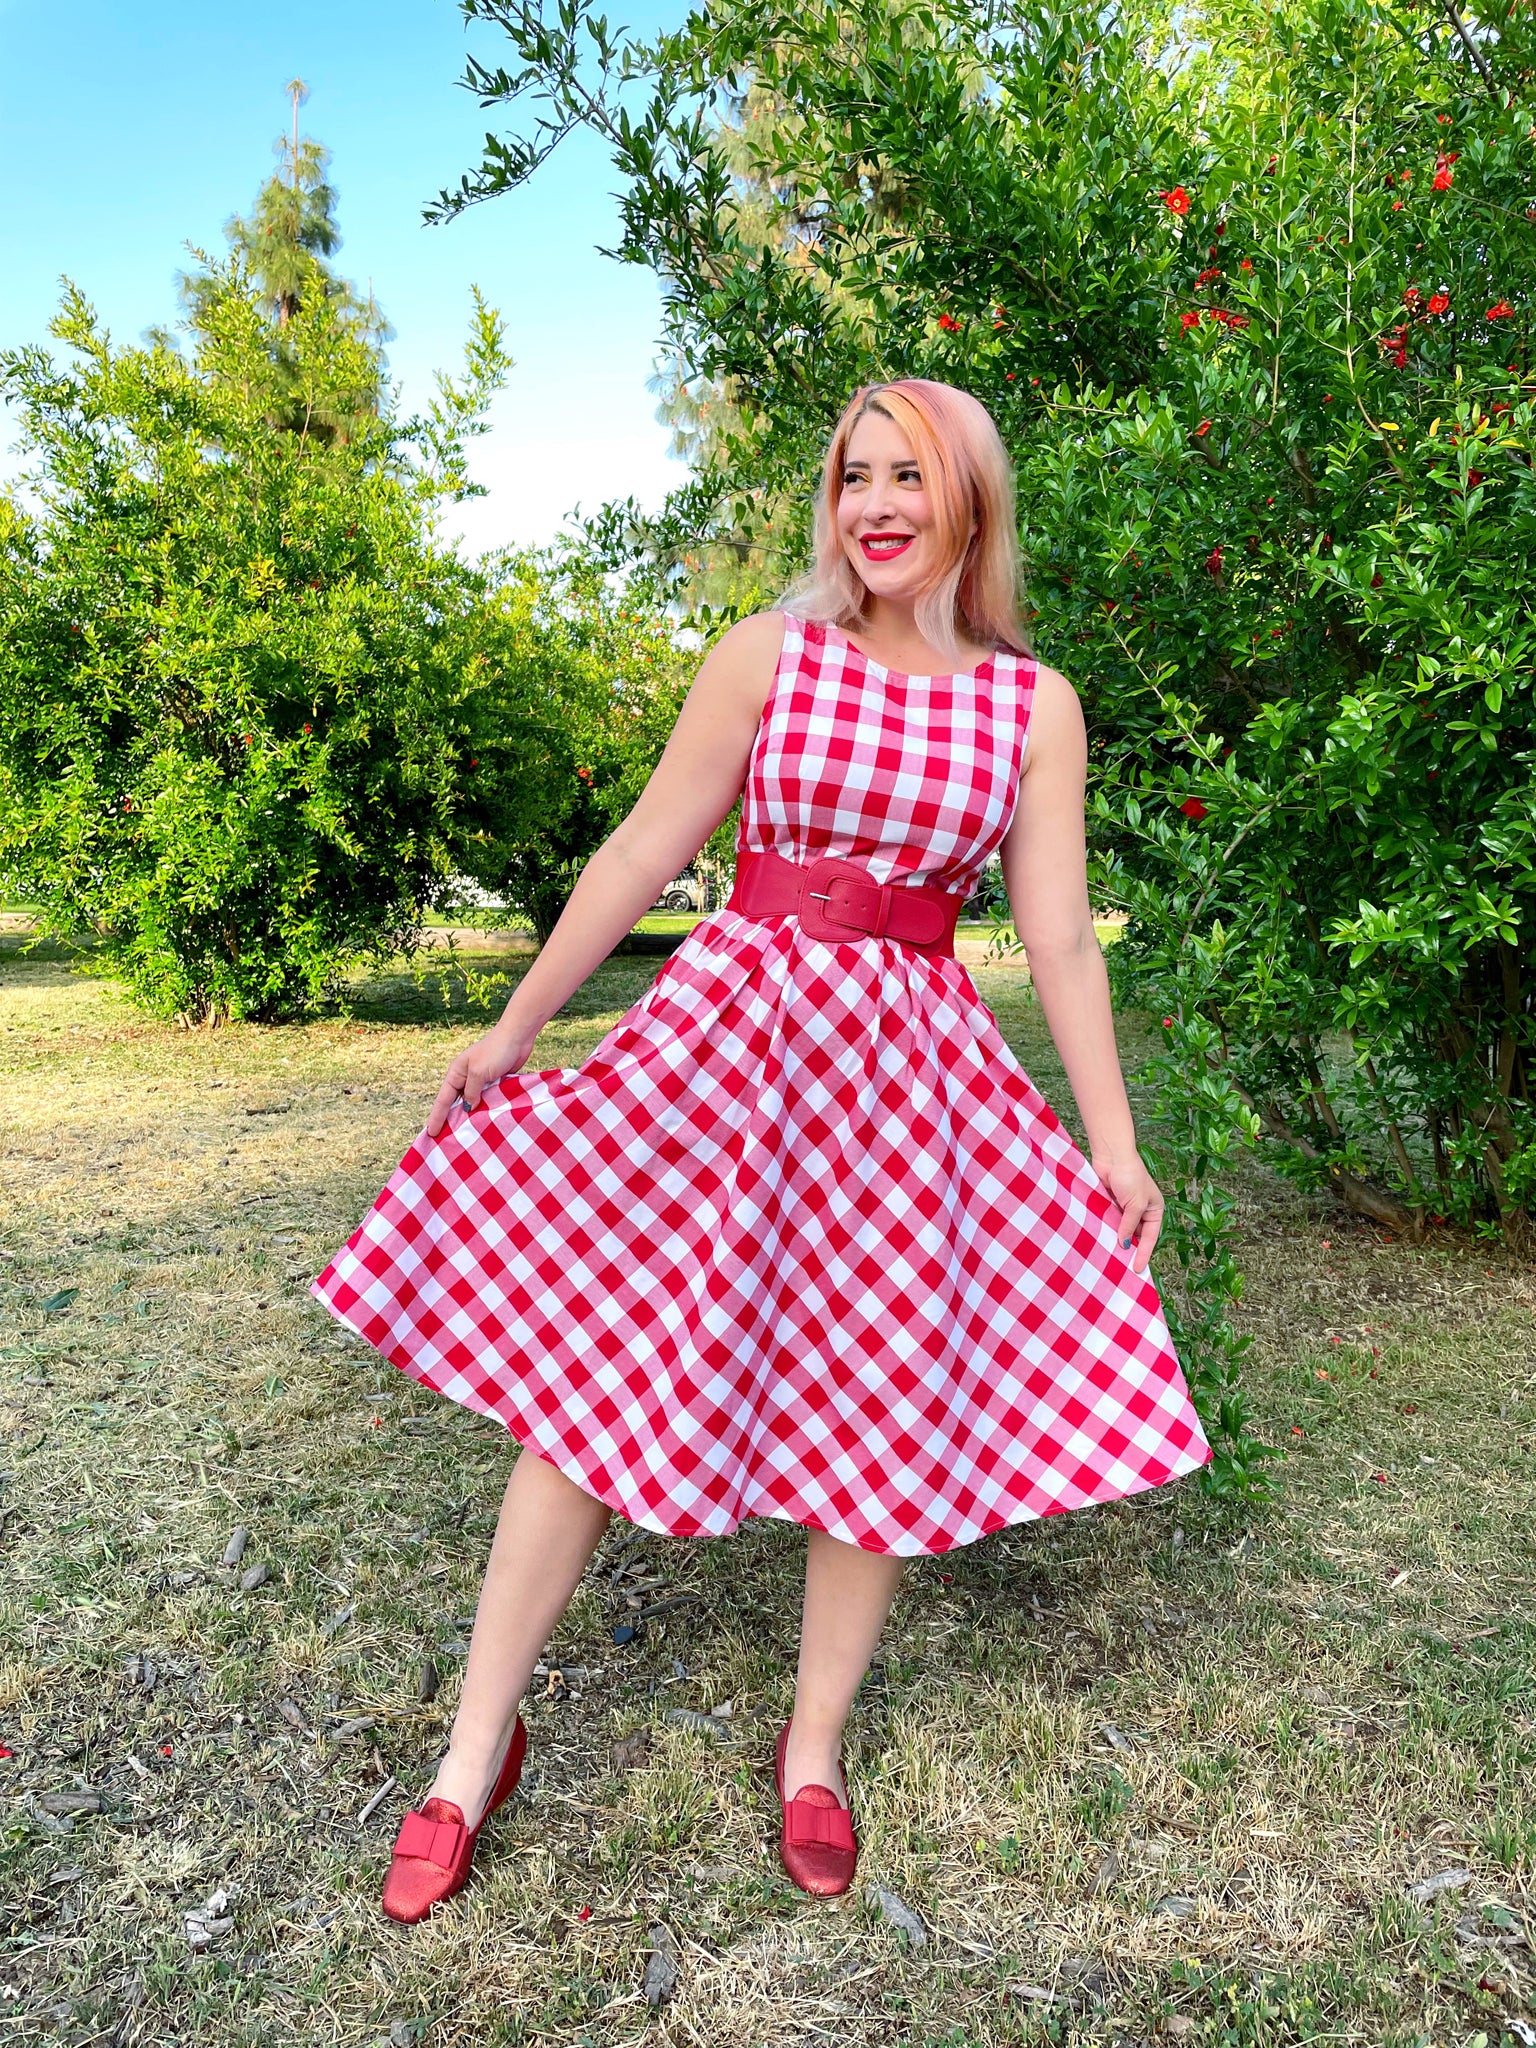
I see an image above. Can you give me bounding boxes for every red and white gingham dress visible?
[312,614,1211,1555]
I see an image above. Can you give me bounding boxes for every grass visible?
[1,931,1533,2048]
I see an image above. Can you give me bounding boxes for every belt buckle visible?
[799,855,887,941]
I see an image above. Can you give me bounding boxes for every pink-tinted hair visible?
[781,378,1032,662]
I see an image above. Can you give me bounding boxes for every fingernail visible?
[1121,1237,1133,1248]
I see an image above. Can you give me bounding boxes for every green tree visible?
[432,0,1536,1495]
[451,544,704,943]
[176,81,392,442]
[0,258,512,1024]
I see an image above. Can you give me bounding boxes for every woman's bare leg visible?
[782,1527,905,1803]
[423,1450,612,1827]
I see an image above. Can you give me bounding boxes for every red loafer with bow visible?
[382,1714,528,1925]
[774,1720,858,1897]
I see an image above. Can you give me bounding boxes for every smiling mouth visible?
[859,533,915,560]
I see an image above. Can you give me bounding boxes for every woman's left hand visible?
[1093,1153,1166,1273]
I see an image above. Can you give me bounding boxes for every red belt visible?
[725,847,966,958]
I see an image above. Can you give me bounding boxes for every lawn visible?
[2,933,1533,2047]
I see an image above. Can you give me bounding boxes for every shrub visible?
[0,270,508,1023]
[451,547,706,943]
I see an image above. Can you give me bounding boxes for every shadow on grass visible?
[0,928,686,1035]
[0,929,103,971]
[339,947,678,1031]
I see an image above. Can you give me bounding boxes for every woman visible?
[312,377,1211,1922]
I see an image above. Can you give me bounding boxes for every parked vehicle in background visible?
[650,866,714,914]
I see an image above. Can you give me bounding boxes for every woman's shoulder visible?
[1020,653,1073,695]
[690,611,794,724]
[1018,658,1085,764]
[710,608,796,658]
[729,602,798,643]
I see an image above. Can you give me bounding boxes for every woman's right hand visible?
[425,1017,541,1139]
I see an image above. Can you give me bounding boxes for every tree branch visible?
[1441,0,1500,99]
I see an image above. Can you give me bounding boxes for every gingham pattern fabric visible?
[312,613,1212,1555]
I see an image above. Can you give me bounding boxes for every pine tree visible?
[178,81,391,443]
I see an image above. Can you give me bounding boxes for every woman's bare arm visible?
[425,611,784,1135]
[997,663,1164,1268]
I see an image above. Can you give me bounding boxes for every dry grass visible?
[2,932,1533,2048]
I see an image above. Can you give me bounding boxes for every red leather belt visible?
[725,847,966,958]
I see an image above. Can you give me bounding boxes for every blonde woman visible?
[313,378,1211,1920]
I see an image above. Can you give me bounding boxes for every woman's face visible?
[835,408,942,604]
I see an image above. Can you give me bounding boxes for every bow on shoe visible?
[785,1798,856,1853]
[393,1809,467,1870]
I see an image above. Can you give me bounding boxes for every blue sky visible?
[0,0,687,551]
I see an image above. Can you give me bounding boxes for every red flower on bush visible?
[1160,186,1192,214]
[1180,797,1209,821]
[1392,201,1404,212]
[1428,291,1450,314]
[1371,572,1383,588]
[1193,419,1212,436]
[1431,152,1458,190]
[242,733,253,746]
[1179,310,1201,331]
[302,722,312,735]
[1487,299,1515,320]
[1466,470,1484,487]
[1196,265,1222,286]
[936,312,961,331]
[1240,258,1253,271]
[1205,543,1223,575]
[1161,1016,1174,1029]
[1403,286,1421,308]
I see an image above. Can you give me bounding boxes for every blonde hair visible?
[781,378,1031,663]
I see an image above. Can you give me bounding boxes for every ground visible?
[1,932,1533,2048]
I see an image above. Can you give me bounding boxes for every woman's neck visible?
[848,597,993,674]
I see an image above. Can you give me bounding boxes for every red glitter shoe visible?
[774,1720,857,1898]
[381,1714,528,1925]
